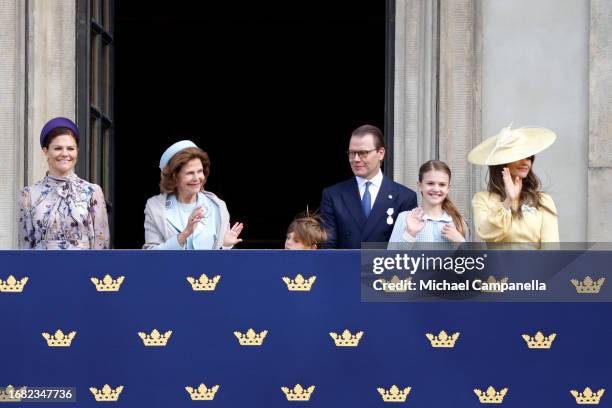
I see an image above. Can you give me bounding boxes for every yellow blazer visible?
[472,192,559,247]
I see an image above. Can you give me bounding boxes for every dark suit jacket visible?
[320,176,417,249]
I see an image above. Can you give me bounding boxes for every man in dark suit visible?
[320,124,417,248]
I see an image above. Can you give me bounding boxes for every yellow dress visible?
[472,192,559,247]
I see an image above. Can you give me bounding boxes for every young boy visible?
[285,213,327,250]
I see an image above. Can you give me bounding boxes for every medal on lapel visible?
[386,208,394,225]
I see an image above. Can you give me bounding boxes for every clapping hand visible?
[223,222,244,247]
[405,208,426,237]
[442,223,465,243]
[178,206,205,247]
[502,167,522,209]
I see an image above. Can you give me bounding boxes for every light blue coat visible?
[143,192,230,250]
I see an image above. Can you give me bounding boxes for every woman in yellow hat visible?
[468,124,559,247]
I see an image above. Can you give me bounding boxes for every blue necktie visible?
[362,181,372,218]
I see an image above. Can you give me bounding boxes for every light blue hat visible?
[159,140,198,170]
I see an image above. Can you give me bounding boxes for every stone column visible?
[27,0,77,184]
[438,0,483,228]
[393,0,439,194]
[0,0,76,248]
[588,0,612,242]
[393,0,482,222]
[0,0,26,248]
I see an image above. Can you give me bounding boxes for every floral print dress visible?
[18,173,110,249]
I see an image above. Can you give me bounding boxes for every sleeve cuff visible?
[401,231,417,242]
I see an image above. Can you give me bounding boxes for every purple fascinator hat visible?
[39,117,80,147]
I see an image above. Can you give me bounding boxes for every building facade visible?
[1,0,610,248]
[1,0,113,248]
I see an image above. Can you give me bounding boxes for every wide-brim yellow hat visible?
[467,124,556,166]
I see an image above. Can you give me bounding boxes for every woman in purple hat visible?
[17,117,110,249]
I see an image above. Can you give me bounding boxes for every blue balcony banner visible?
[0,250,609,406]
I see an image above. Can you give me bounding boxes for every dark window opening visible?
[77,0,115,245]
[113,0,388,248]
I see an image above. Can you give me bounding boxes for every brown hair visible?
[159,147,210,194]
[287,212,328,249]
[487,156,555,218]
[351,124,385,149]
[43,127,79,149]
[418,160,467,237]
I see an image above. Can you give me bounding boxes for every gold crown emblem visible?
[522,331,556,349]
[329,330,364,347]
[570,387,605,405]
[282,274,317,291]
[480,276,508,293]
[425,331,460,348]
[234,329,268,346]
[89,385,123,402]
[377,385,412,402]
[0,275,29,293]
[185,384,220,401]
[187,274,221,291]
[0,385,26,402]
[138,329,172,346]
[381,275,412,293]
[281,384,315,401]
[90,275,125,292]
[474,386,508,404]
[42,330,76,347]
[571,277,605,294]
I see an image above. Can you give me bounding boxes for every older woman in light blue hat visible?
[143,140,243,249]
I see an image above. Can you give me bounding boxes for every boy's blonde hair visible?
[287,212,327,249]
